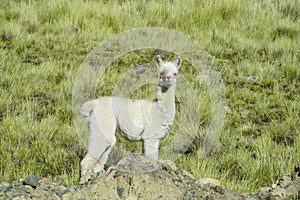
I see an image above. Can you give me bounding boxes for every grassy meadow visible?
[0,0,299,193]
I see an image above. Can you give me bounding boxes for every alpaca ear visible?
[174,56,182,69]
[156,55,163,68]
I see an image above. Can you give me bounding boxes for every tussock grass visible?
[0,0,299,192]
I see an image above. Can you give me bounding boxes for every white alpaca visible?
[80,55,182,177]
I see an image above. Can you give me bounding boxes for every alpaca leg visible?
[143,138,160,160]
[86,104,116,173]
[93,139,115,173]
[81,153,97,177]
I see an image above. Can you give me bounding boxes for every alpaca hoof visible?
[79,171,95,185]
[79,170,106,185]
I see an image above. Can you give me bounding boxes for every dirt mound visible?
[0,156,299,199]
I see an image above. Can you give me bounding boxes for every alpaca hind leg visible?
[143,138,160,160]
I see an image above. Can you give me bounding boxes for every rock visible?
[61,191,74,200]
[22,174,40,188]
[159,159,178,172]
[133,64,147,73]
[21,185,32,193]
[246,76,258,84]
[196,178,221,188]
[258,187,272,193]
[117,186,127,199]
[1,162,300,199]
[270,187,286,198]
[11,194,30,200]
[181,170,195,180]
[0,185,8,193]
[55,185,69,196]
[0,182,10,194]
[108,155,164,173]
[279,175,292,188]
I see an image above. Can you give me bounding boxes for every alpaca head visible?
[156,55,182,88]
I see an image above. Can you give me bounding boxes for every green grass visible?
[0,0,299,193]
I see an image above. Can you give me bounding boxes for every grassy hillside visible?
[0,0,299,193]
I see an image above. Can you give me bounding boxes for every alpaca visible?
[80,55,182,177]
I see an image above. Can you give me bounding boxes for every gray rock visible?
[270,187,286,198]
[117,186,127,199]
[246,76,258,84]
[22,174,40,188]
[159,159,178,173]
[108,155,163,173]
[279,175,292,188]
[133,64,147,73]
[55,185,69,196]
[21,185,32,193]
[62,191,74,200]
[196,178,221,188]
[1,162,300,199]
[258,187,272,193]
[0,186,8,192]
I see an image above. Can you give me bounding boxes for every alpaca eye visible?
[173,73,177,76]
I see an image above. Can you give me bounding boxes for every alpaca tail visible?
[80,100,98,118]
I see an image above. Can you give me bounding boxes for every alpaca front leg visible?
[81,154,97,176]
[80,154,98,184]
[93,144,114,174]
[143,139,160,160]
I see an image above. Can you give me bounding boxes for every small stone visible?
[55,185,69,196]
[259,187,272,193]
[133,64,147,73]
[196,178,220,188]
[0,186,8,192]
[0,182,10,187]
[11,195,29,200]
[279,175,292,188]
[270,187,286,198]
[21,185,32,193]
[69,186,79,192]
[162,163,173,173]
[181,170,194,180]
[246,76,258,84]
[62,191,74,200]
[159,159,177,172]
[117,186,126,199]
[46,191,60,200]
[22,174,40,188]
[214,186,224,194]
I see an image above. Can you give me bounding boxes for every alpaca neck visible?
[156,84,176,124]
